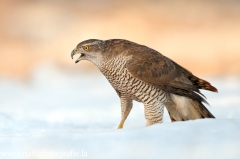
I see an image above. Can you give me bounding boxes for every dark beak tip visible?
[71,50,75,59]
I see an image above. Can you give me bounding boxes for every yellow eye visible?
[83,46,89,51]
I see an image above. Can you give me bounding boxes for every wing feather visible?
[125,48,208,104]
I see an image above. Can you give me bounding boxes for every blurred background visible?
[0,0,240,79]
[0,0,240,157]
[0,0,240,135]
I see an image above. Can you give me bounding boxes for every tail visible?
[171,59,218,93]
[164,94,214,122]
[189,75,218,93]
[164,60,217,121]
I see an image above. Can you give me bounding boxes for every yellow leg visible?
[117,119,125,129]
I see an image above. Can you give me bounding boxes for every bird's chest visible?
[100,56,167,103]
[102,67,161,103]
[101,64,129,92]
[100,56,133,92]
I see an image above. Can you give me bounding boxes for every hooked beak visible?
[71,50,76,59]
[71,50,85,63]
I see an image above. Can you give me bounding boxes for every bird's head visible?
[71,39,105,65]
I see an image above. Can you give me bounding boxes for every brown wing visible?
[126,48,217,104]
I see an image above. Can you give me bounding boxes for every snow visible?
[0,63,240,159]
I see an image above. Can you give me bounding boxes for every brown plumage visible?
[71,39,217,127]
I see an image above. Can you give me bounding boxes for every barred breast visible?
[101,55,169,105]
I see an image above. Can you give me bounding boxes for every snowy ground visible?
[0,63,240,159]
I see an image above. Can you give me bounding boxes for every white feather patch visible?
[170,94,191,117]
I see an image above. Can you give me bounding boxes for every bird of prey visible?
[71,39,217,128]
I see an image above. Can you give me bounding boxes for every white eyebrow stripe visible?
[82,41,100,46]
